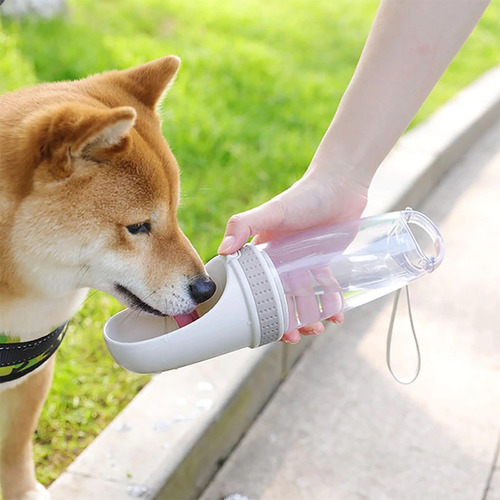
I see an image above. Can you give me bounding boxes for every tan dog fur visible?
[0,57,212,499]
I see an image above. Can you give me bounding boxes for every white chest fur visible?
[0,288,88,341]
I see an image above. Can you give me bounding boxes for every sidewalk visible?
[201,119,500,500]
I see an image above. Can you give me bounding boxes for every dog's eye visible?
[126,222,151,235]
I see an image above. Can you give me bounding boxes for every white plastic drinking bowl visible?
[103,245,288,373]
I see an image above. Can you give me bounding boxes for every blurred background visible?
[1,0,499,486]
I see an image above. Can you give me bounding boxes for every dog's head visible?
[8,56,215,317]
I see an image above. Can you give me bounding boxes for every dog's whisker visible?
[74,264,90,289]
[118,307,142,327]
[81,289,100,308]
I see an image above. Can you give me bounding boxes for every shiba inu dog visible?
[0,56,216,500]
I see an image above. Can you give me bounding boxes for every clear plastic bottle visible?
[259,208,445,332]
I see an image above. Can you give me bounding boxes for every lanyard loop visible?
[386,286,421,385]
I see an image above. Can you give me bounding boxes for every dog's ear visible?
[110,56,181,109]
[69,105,137,155]
[29,103,137,179]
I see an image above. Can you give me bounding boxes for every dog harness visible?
[0,323,68,383]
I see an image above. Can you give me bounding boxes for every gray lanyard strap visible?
[386,286,421,385]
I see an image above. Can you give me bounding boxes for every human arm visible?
[218,0,491,342]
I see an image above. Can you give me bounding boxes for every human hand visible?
[218,172,368,343]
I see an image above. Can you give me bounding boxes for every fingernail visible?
[327,315,343,325]
[218,235,235,254]
[302,327,321,336]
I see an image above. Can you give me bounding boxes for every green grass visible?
[1,0,499,486]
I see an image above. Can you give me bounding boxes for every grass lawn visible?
[1,0,499,487]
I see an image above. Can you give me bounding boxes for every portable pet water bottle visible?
[104,208,444,375]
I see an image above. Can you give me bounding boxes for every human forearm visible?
[307,0,491,191]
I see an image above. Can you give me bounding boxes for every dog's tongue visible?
[174,310,200,328]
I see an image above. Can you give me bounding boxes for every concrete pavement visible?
[201,119,500,500]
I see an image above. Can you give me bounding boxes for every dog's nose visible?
[189,275,216,304]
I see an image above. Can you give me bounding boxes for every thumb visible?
[218,200,285,255]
